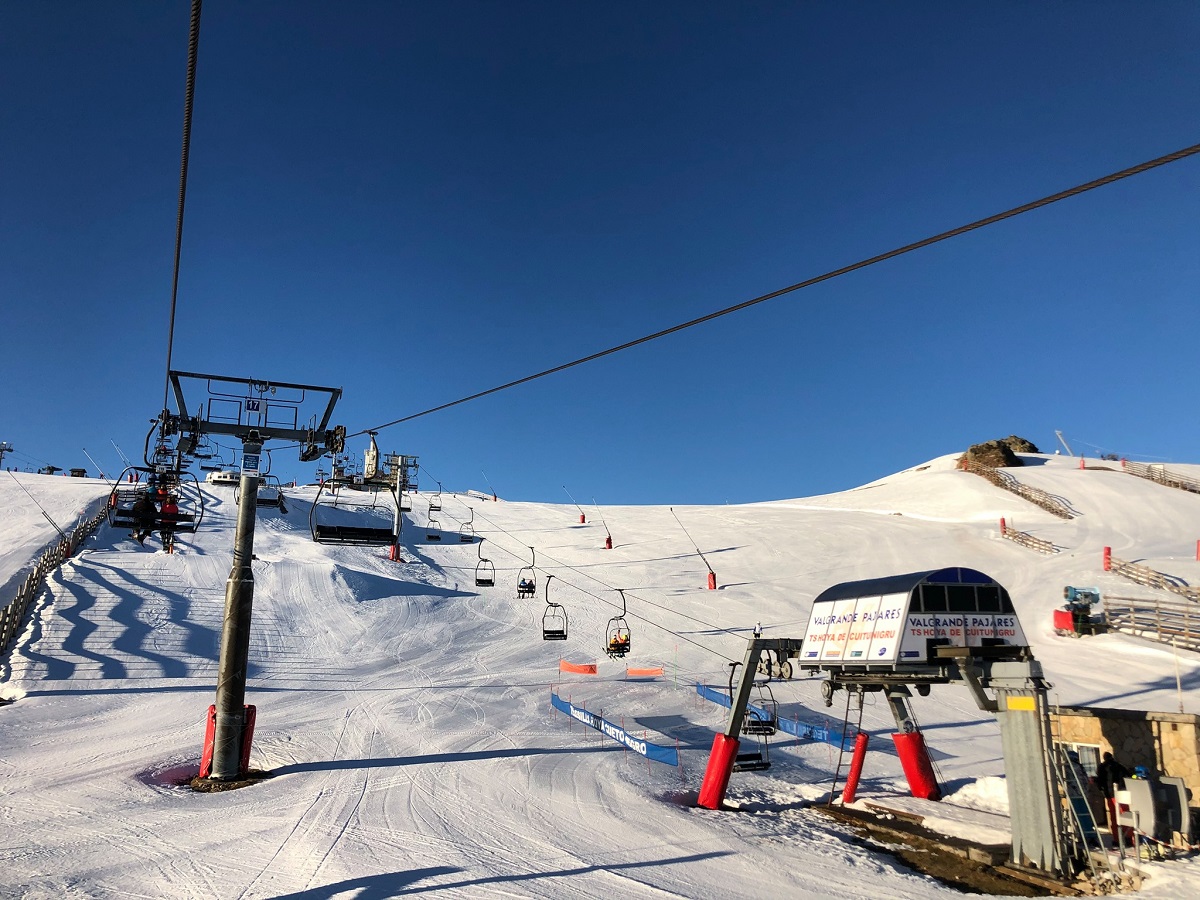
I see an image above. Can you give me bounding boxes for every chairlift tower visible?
[161,371,344,782]
[0,441,12,469]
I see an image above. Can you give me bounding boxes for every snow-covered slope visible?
[2,457,1199,898]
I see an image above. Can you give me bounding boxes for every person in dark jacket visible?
[131,495,159,545]
[1097,751,1131,836]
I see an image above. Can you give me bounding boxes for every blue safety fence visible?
[695,683,856,751]
[551,693,679,767]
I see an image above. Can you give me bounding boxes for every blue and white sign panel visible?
[241,453,261,476]
[551,693,679,766]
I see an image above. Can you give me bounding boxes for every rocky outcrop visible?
[960,435,1039,468]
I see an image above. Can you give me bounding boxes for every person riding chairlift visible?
[160,494,180,550]
[609,629,630,653]
[518,577,534,594]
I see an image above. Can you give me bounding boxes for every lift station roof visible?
[801,567,1027,670]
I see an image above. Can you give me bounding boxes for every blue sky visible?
[2,2,1198,503]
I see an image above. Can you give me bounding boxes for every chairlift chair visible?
[605,588,632,659]
[426,510,442,541]
[541,575,568,641]
[742,681,779,736]
[475,539,496,588]
[517,547,537,598]
[429,482,443,513]
[309,477,399,545]
[458,507,475,542]
[108,465,205,534]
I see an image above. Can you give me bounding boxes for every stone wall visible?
[1051,705,1200,809]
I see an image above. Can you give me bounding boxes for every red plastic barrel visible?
[892,731,941,800]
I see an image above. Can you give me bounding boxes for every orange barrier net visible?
[626,666,664,677]
[560,660,597,675]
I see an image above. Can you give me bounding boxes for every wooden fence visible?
[1122,460,1200,496]
[0,506,109,658]
[999,520,1058,554]
[959,458,1074,519]
[1104,550,1200,604]
[1104,594,1200,653]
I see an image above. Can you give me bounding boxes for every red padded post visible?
[999,517,1007,535]
[1103,546,1112,571]
[697,733,740,809]
[892,731,941,800]
[579,513,586,524]
[707,571,717,591]
[841,732,870,804]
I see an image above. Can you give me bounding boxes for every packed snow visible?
[3,453,1200,898]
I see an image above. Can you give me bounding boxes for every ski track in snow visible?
[3,454,1200,897]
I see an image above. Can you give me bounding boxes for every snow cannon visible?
[1053,586,1105,638]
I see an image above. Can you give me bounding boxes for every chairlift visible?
[458,507,475,542]
[107,465,205,534]
[235,474,286,509]
[429,481,443,513]
[309,477,399,545]
[517,546,537,598]
[399,490,412,513]
[605,588,632,659]
[426,508,442,541]
[726,662,773,772]
[742,681,779,736]
[542,575,568,641]
[474,539,495,588]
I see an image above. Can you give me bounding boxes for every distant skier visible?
[131,495,158,545]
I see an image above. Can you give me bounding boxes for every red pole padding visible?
[1195,540,1199,562]
[1103,546,1112,571]
[892,731,941,800]
[604,535,612,550]
[579,513,586,524]
[841,731,870,804]
[697,733,740,809]
[707,571,717,590]
[999,517,1007,535]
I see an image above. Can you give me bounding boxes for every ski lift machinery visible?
[605,589,632,658]
[541,575,568,641]
[475,538,496,588]
[727,661,774,772]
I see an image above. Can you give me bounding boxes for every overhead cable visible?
[349,141,1200,439]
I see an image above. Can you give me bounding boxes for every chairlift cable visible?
[160,0,204,417]
[339,142,1200,439]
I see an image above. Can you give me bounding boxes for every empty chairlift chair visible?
[605,588,632,659]
[309,478,399,545]
[429,482,443,513]
[426,506,442,542]
[517,547,537,598]
[542,575,568,641]
[475,539,495,588]
[727,663,773,772]
[458,507,475,543]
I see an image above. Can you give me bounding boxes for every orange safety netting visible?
[625,666,664,677]
[559,660,597,675]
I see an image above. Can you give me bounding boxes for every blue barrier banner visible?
[551,693,679,766]
[695,683,855,750]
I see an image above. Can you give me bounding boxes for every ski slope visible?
[3,454,1200,898]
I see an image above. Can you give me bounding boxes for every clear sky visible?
[2,2,1198,503]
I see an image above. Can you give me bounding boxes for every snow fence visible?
[551,693,679,766]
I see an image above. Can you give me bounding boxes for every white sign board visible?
[801,592,909,664]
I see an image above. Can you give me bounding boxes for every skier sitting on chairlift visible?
[131,494,159,545]
[518,577,534,595]
[159,494,180,551]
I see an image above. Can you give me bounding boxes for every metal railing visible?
[1122,460,1200,496]
[1105,594,1200,653]
[959,458,1074,519]
[0,506,109,658]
